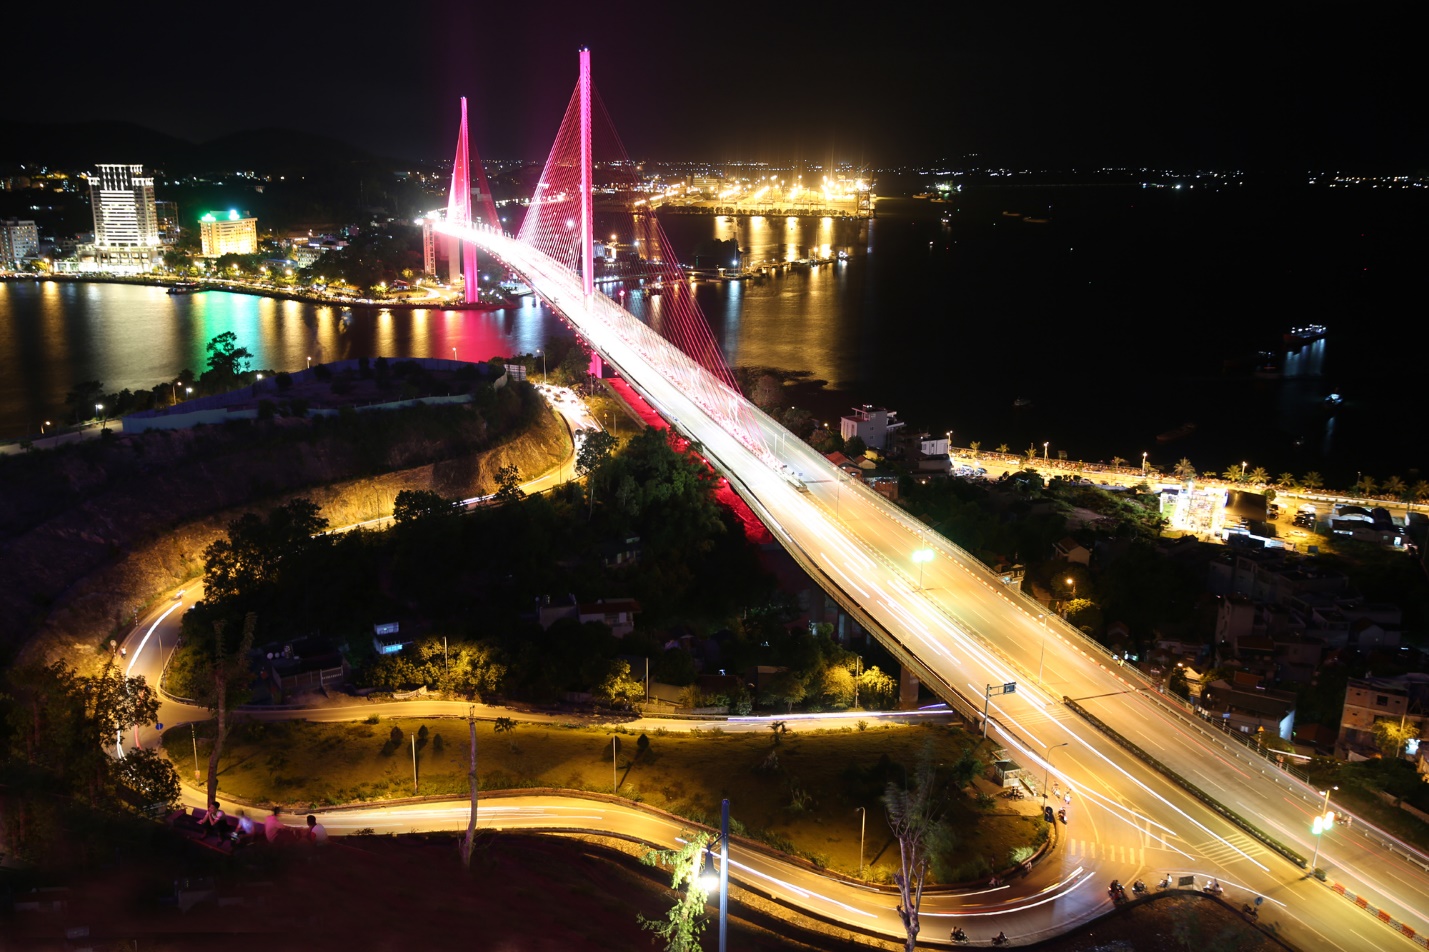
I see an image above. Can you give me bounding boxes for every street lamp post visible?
[95,403,104,429]
[191,723,200,781]
[306,356,312,370]
[912,548,934,590]
[1043,441,1049,461]
[1142,451,1148,476]
[698,798,731,952]
[1042,742,1069,801]
[1309,785,1338,875]
[1064,576,1076,616]
[452,346,457,362]
[412,734,418,793]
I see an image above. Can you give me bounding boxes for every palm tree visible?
[969,441,981,456]
[996,443,1010,455]
[1354,475,1378,498]
[1024,445,1039,462]
[1411,480,1429,513]
[1276,472,1298,490]
[1111,456,1126,471]
[1221,465,1242,483]
[1173,457,1197,479]
[1382,475,1407,501]
[1301,471,1324,492]
[1248,466,1269,485]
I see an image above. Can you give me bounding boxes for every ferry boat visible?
[1284,324,1326,345]
[167,281,203,295]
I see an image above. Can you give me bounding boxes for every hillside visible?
[0,392,569,670]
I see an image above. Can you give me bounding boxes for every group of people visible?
[197,802,328,847]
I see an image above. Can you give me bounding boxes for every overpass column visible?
[899,665,920,711]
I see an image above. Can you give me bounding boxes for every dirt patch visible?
[172,719,1036,881]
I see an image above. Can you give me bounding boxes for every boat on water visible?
[1001,211,1022,217]
[1284,324,1327,345]
[167,281,203,295]
[1157,422,1197,443]
[1013,397,1033,408]
[1022,217,1049,224]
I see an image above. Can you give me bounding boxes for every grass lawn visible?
[166,719,1043,882]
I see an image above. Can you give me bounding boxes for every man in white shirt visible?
[305,813,328,845]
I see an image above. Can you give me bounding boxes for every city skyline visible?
[2,4,1422,169]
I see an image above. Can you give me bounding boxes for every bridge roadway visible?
[437,220,1429,950]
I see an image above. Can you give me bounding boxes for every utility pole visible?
[463,705,478,869]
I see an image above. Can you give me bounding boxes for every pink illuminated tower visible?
[446,97,480,305]
[578,47,595,302]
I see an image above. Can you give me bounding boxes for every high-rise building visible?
[154,200,181,245]
[88,164,161,273]
[0,219,39,269]
[199,209,258,257]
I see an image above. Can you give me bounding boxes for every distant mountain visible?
[0,120,378,172]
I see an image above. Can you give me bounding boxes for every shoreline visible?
[0,273,511,311]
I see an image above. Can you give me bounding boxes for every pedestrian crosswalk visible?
[1065,839,1146,866]
[1191,832,1263,867]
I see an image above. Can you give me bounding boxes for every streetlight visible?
[696,798,731,952]
[1242,460,1248,482]
[855,806,866,880]
[1063,577,1076,617]
[184,387,193,400]
[95,403,104,429]
[912,548,935,590]
[1142,451,1148,476]
[452,346,458,362]
[1042,741,1069,801]
[1309,785,1338,876]
[1043,441,1049,461]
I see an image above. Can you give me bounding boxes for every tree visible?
[1221,465,1243,483]
[884,744,944,952]
[1168,666,1191,700]
[594,660,644,709]
[844,435,867,458]
[1248,466,1269,485]
[1354,475,1378,498]
[64,380,105,424]
[202,499,329,609]
[1301,471,1324,491]
[639,831,716,951]
[995,443,1009,455]
[577,428,619,516]
[493,716,519,751]
[204,331,253,389]
[463,706,479,869]
[393,489,460,525]
[858,665,897,709]
[1172,457,1197,479]
[494,463,524,503]
[1412,480,1429,512]
[196,613,257,808]
[766,669,807,713]
[968,441,981,455]
[1111,456,1126,471]
[1276,472,1298,490]
[1382,475,1408,502]
[1372,718,1420,759]
[1024,445,1039,462]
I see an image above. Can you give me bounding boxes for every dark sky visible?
[8,3,1422,169]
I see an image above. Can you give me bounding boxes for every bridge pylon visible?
[447,97,480,305]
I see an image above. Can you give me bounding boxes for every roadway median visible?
[1062,695,1309,870]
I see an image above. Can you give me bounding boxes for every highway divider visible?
[1062,695,1309,870]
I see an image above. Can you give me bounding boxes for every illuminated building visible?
[199,209,258,257]
[0,219,38,269]
[89,164,161,273]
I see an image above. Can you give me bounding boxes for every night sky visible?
[7,3,1422,168]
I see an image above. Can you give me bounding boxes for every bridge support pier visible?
[899,665,920,711]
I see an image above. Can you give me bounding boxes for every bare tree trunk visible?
[462,705,478,869]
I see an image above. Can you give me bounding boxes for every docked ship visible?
[167,281,203,295]
[1156,422,1197,443]
[1284,324,1326,345]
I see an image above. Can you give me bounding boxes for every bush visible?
[313,363,332,381]
[364,714,380,725]
[275,372,293,391]
[432,733,444,754]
